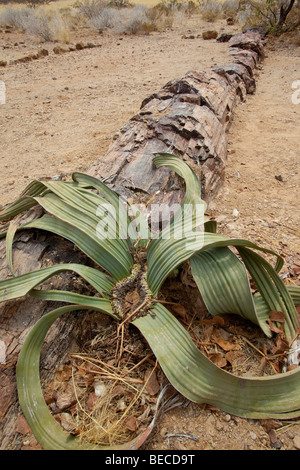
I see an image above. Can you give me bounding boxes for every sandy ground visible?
[0,17,240,206]
[1,13,300,451]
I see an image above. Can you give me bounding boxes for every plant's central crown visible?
[110,249,152,321]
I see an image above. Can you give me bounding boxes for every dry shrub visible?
[0,7,35,30]
[75,0,109,19]
[221,0,239,17]
[87,3,180,34]
[0,6,71,41]
[238,0,300,32]
[200,0,222,22]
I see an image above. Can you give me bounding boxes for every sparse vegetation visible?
[0,0,201,38]
[0,6,70,41]
[76,0,191,34]
[200,0,222,22]
[239,0,299,33]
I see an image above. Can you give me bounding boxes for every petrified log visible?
[0,31,264,449]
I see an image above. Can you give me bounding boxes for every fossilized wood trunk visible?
[0,32,264,449]
[88,32,263,206]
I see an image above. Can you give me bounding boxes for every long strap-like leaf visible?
[133,303,300,419]
[190,246,271,336]
[0,180,48,222]
[238,247,299,341]
[147,232,283,296]
[72,172,145,244]
[33,192,132,276]
[29,289,118,318]
[20,214,127,281]
[0,263,114,303]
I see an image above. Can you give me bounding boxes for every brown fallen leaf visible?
[214,336,241,352]
[87,392,98,411]
[209,353,227,368]
[144,369,160,396]
[268,320,284,334]
[125,416,138,432]
[171,304,187,318]
[269,310,286,323]
[201,316,225,327]
[225,350,243,366]
[55,364,72,382]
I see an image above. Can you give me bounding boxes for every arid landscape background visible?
[0,0,300,451]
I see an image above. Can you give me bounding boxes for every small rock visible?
[249,431,257,440]
[224,414,231,422]
[226,17,235,25]
[94,380,106,397]
[217,33,233,43]
[232,208,239,218]
[291,265,300,276]
[60,412,76,433]
[116,398,126,411]
[275,174,283,182]
[0,340,6,364]
[53,46,66,55]
[16,415,31,435]
[269,429,282,449]
[56,387,76,411]
[202,30,218,40]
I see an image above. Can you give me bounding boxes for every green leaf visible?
[28,192,131,280]
[0,180,47,222]
[6,221,19,277]
[190,246,271,337]
[72,172,143,244]
[133,303,300,419]
[21,214,126,281]
[29,289,118,318]
[153,153,206,209]
[152,154,208,241]
[0,263,114,303]
[254,285,300,324]
[147,231,283,296]
[238,247,299,340]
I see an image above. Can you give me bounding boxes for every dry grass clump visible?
[76,0,197,34]
[70,354,159,446]
[199,0,239,23]
[200,0,222,22]
[43,311,181,448]
[0,6,71,41]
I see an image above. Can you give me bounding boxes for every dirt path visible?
[1,16,300,450]
[213,37,300,260]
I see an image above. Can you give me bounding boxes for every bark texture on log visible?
[0,32,264,449]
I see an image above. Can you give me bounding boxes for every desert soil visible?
[1,14,300,451]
